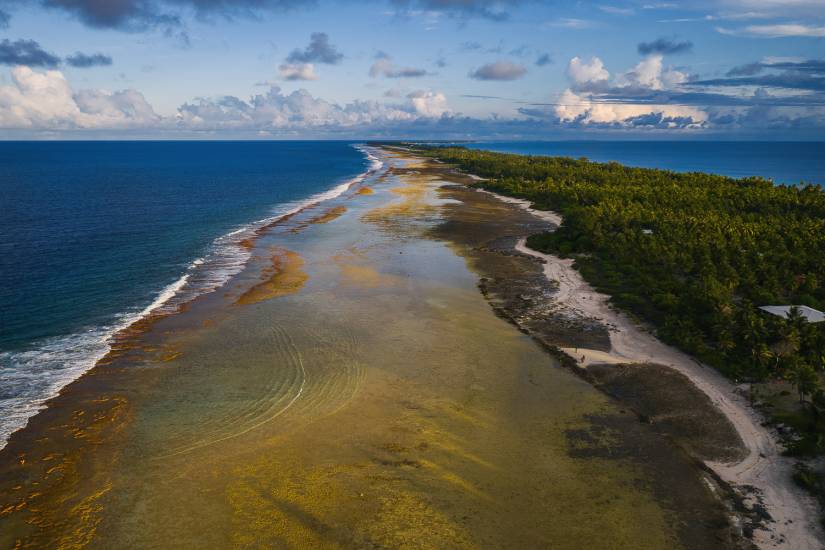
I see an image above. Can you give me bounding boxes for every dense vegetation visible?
[414,145,825,449]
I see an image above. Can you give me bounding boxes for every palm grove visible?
[416,145,825,451]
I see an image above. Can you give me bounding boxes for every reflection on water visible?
[0,149,729,549]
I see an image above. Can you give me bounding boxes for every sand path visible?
[480,190,822,550]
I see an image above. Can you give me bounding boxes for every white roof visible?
[759,305,825,323]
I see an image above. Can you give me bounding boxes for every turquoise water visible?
[465,141,825,186]
[0,141,377,445]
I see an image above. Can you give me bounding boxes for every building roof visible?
[759,305,825,323]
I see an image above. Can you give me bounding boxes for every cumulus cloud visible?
[369,52,429,78]
[617,55,688,90]
[73,88,160,125]
[626,55,666,89]
[469,60,526,81]
[406,90,449,117]
[0,39,61,68]
[286,32,343,65]
[548,51,825,132]
[65,52,113,68]
[552,54,705,128]
[566,56,609,89]
[176,85,450,131]
[637,37,693,55]
[554,88,706,128]
[0,65,451,133]
[0,66,158,128]
[278,63,318,80]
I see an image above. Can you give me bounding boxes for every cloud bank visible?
[538,52,825,132]
[0,66,159,128]
[0,65,452,134]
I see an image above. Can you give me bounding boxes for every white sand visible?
[484,189,822,550]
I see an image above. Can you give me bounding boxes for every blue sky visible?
[0,0,823,138]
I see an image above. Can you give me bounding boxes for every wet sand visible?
[0,148,739,548]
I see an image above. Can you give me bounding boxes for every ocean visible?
[465,141,825,186]
[0,141,377,446]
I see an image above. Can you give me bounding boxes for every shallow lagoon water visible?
[0,149,731,548]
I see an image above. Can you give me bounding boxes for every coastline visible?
[427,151,823,549]
[0,145,382,451]
[0,145,804,548]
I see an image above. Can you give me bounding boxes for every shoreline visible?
[448,160,822,549]
[0,145,382,451]
[1,145,729,548]
[0,145,815,548]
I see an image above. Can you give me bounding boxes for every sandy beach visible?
[0,146,785,548]
[471,171,823,550]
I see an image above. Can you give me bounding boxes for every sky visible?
[0,0,823,139]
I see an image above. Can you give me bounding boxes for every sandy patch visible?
[494,197,823,550]
[236,247,308,305]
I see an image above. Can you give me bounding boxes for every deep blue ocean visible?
[0,141,374,445]
[465,141,825,186]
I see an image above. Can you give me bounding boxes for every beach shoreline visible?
[0,146,383,452]
[0,145,811,548]
[392,146,822,549]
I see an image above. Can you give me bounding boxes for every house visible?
[759,305,825,323]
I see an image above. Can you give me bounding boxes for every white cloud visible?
[567,56,610,86]
[616,55,689,90]
[555,89,707,126]
[278,63,318,81]
[407,90,450,117]
[0,66,158,129]
[176,86,451,131]
[717,23,825,37]
[0,66,451,134]
[662,66,689,87]
[556,55,706,128]
[73,89,159,125]
[712,0,825,19]
[628,55,665,89]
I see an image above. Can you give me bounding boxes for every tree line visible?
[414,145,825,450]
